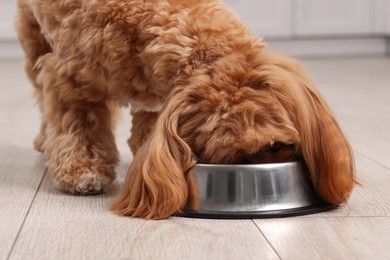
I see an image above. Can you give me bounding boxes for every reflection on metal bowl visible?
[182,161,335,218]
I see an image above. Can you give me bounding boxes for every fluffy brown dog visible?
[16,0,355,219]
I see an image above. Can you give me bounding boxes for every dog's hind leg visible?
[128,111,159,156]
[15,0,51,152]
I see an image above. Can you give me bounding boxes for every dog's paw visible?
[52,166,115,195]
[33,132,46,152]
[73,171,111,194]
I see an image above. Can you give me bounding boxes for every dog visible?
[16,0,355,219]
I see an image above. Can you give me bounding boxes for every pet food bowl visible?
[182,161,335,218]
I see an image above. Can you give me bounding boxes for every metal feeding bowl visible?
[182,161,335,218]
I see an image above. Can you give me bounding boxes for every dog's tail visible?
[252,52,356,205]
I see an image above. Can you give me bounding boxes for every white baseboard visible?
[386,38,390,55]
[0,39,23,59]
[266,37,388,58]
[1,37,389,60]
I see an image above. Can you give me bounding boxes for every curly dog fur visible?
[16,0,355,218]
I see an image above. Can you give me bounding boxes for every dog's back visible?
[16,0,259,104]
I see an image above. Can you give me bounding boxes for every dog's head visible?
[112,52,355,219]
[173,54,300,165]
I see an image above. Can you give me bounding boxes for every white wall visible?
[0,0,22,58]
[224,0,293,38]
[225,0,389,38]
[374,0,390,34]
[0,0,17,39]
[225,0,390,56]
[295,0,372,36]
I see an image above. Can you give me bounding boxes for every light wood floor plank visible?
[0,147,46,260]
[254,217,390,260]
[8,164,279,260]
[0,60,47,259]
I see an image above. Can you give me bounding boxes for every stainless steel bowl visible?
[182,161,335,218]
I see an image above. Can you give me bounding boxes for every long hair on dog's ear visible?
[248,52,356,204]
[111,87,196,219]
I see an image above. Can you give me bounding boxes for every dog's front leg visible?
[43,98,119,194]
[38,55,119,194]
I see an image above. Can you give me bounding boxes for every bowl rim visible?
[194,161,299,168]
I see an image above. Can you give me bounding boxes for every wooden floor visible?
[1,57,390,260]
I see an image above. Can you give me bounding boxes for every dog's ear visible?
[111,88,196,219]
[249,52,356,204]
[296,73,355,204]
